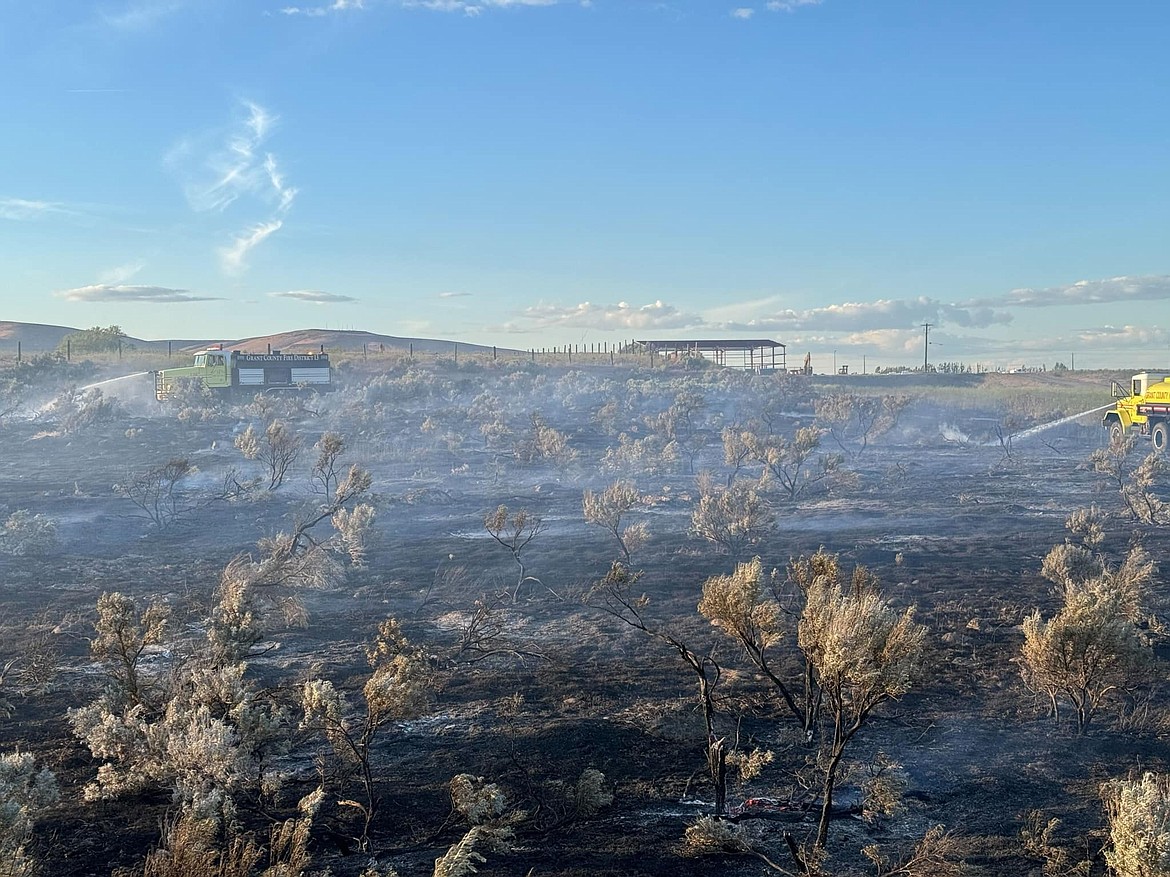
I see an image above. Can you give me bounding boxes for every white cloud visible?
[0,198,72,221]
[766,0,822,11]
[967,275,1170,309]
[504,299,702,333]
[219,220,284,274]
[732,8,754,19]
[102,1,185,30]
[178,100,294,215]
[61,284,219,303]
[438,291,472,298]
[718,296,1011,333]
[399,0,557,13]
[280,0,364,16]
[171,100,298,274]
[97,260,147,285]
[270,289,358,303]
[1075,324,1170,347]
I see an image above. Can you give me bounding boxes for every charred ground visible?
[0,353,1161,876]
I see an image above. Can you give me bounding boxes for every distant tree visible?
[56,325,128,356]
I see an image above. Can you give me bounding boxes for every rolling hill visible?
[0,322,507,356]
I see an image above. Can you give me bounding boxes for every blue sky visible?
[2,0,1168,368]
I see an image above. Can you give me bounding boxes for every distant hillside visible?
[180,328,505,356]
[0,321,84,352]
[0,321,508,357]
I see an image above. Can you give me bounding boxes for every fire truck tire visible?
[1109,421,1125,445]
[1153,422,1169,452]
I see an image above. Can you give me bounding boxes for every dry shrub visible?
[1103,772,1170,877]
[0,511,57,557]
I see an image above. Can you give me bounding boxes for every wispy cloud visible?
[0,198,73,221]
[101,1,185,31]
[717,296,1011,333]
[437,291,472,298]
[270,289,358,303]
[176,100,294,214]
[98,260,147,285]
[504,299,702,333]
[399,0,557,15]
[219,220,284,275]
[766,0,822,11]
[731,8,754,19]
[280,0,364,17]
[171,100,298,274]
[965,275,1170,310]
[61,284,220,303]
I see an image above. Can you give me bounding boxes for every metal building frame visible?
[635,339,786,372]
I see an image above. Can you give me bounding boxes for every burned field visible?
[0,355,1164,876]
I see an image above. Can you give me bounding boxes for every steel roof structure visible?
[635,338,786,371]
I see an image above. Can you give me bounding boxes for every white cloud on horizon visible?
[270,289,358,303]
[717,296,1012,333]
[61,284,220,303]
[503,299,702,333]
[966,275,1170,310]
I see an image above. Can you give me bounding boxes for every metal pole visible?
[922,322,931,371]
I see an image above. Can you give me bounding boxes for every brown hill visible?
[0,321,82,352]
[0,322,510,357]
[189,329,504,355]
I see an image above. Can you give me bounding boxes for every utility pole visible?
[922,322,932,371]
